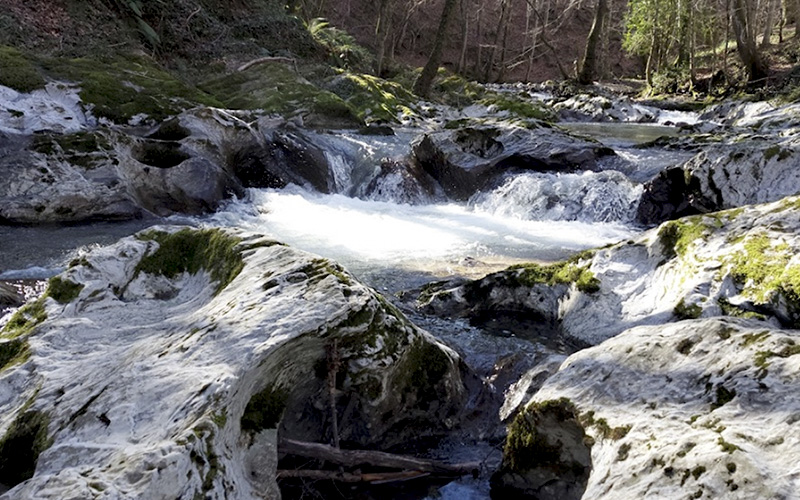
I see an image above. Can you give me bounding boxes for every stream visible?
[0,109,697,499]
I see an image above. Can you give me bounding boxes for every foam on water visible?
[471,171,643,224]
[210,187,636,285]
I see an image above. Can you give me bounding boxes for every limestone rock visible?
[638,141,800,225]
[411,124,614,201]
[0,227,470,499]
[497,318,800,499]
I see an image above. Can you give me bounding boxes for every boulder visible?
[0,227,470,499]
[637,141,800,225]
[411,124,614,201]
[553,93,657,123]
[494,317,800,498]
[420,195,800,346]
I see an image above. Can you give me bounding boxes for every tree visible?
[577,0,609,83]
[413,0,459,97]
[375,0,393,75]
[731,0,768,81]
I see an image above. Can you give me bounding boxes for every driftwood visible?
[276,469,430,484]
[237,57,297,72]
[278,438,481,477]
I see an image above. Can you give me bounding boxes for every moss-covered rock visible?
[0,410,51,488]
[135,228,244,295]
[39,55,222,123]
[0,46,46,92]
[199,63,359,126]
[491,398,591,499]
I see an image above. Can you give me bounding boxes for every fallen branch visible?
[237,57,297,72]
[277,469,430,484]
[279,439,480,477]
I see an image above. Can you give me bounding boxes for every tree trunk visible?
[497,0,514,81]
[783,0,800,36]
[762,0,778,46]
[732,0,769,81]
[577,0,609,84]
[375,0,393,76]
[457,0,469,73]
[484,0,510,81]
[414,0,459,97]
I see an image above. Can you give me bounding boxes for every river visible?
[0,109,695,500]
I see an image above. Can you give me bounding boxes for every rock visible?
[637,140,800,225]
[0,83,93,135]
[0,107,261,223]
[0,283,22,307]
[497,318,800,499]
[362,159,443,204]
[0,227,471,499]
[553,93,657,123]
[261,128,337,193]
[411,124,614,201]
[421,195,800,346]
[490,398,591,499]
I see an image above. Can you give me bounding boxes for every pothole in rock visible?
[133,140,190,168]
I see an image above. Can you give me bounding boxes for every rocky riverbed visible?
[2,59,800,499]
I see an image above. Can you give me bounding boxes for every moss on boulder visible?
[0,410,51,488]
[0,46,46,92]
[135,228,244,294]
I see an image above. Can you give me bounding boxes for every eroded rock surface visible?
[0,227,470,499]
[496,318,800,499]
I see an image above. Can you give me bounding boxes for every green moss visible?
[0,46,45,92]
[429,72,486,108]
[505,398,578,471]
[712,385,736,410]
[328,72,418,124]
[507,261,600,293]
[579,411,631,440]
[210,411,227,428]
[718,437,741,453]
[674,299,702,320]
[135,228,244,295]
[240,384,288,433]
[0,338,29,371]
[478,92,555,122]
[764,145,781,161]
[691,465,706,479]
[0,410,51,487]
[407,340,449,395]
[40,55,222,123]
[754,344,800,368]
[718,298,767,321]
[1,298,47,339]
[657,217,708,260]
[47,276,84,304]
[727,235,800,315]
[616,442,631,461]
[199,63,358,124]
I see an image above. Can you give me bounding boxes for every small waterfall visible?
[471,171,643,224]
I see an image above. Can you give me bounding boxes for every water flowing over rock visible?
[420,195,800,346]
[495,317,800,499]
[411,124,615,201]
[471,170,642,223]
[0,227,471,499]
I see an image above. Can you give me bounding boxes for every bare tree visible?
[732,0,769,81]
[577,0,609,83]
[414,0,459,97]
